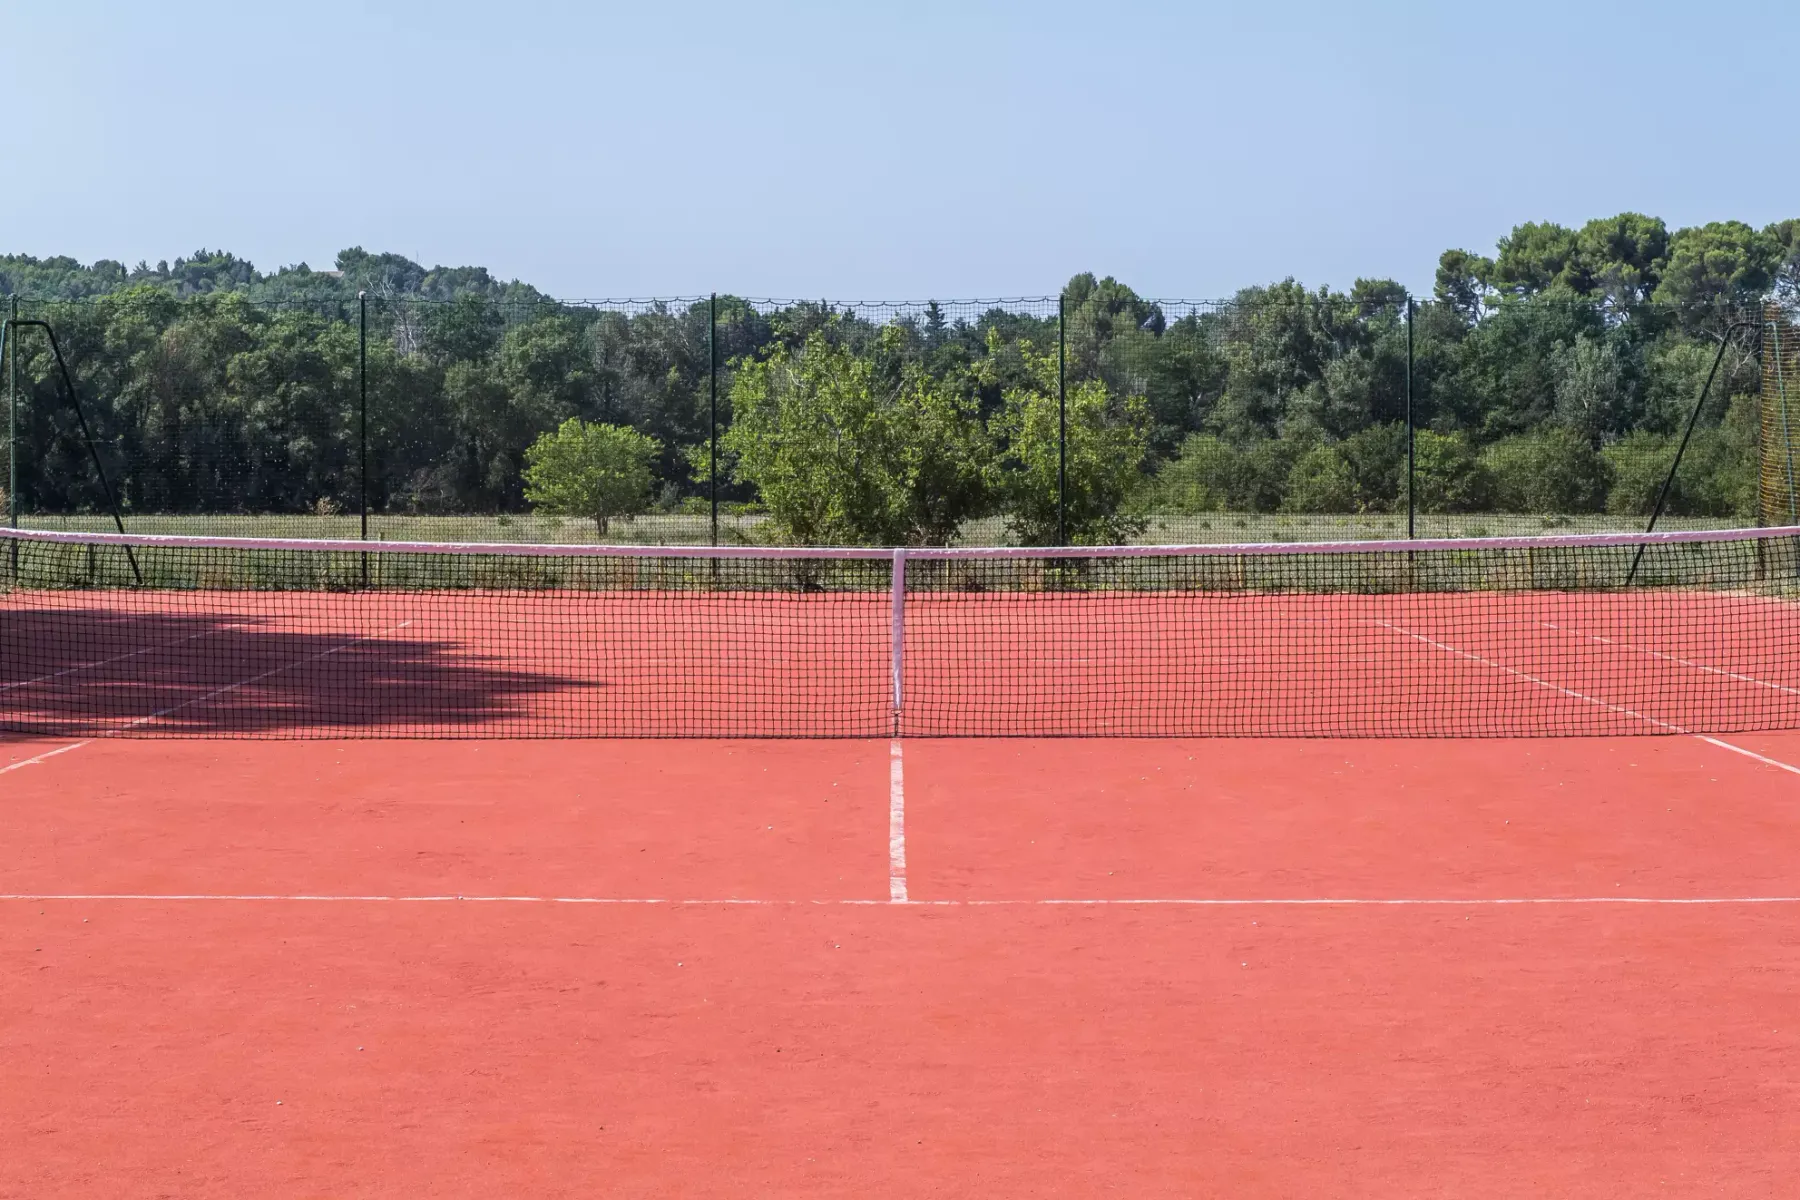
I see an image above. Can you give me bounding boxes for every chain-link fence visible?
[0,287,1771,546]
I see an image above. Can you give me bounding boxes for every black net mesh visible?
[5,526,1798,739]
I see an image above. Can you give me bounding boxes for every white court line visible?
[116,619,415,733]
[0,620,415,770]
[1693,736,1800,777]
[2,893,1798,906]
[0,626,246,695]
[888,739,907,903]
[1372,619,1679,732]
[0,740,93,775]
[1540,620,1800,699]
[1376,618,1800,774]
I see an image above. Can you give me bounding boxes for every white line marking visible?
[0,628,232,694]
[1541,621,1800,698]
[0,620,415,768]
[2,893,1798,906]
[888,739,907,903]
[1695,736,1800,776]
[115,619,415,733]
[1372,619,1676,731]
[1378,618,1800,775]
[0,741,93,775]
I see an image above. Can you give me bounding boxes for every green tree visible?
[1491,222,1581,297]
[521,417,660,534]
[1550,335,1635,443]
[1574,213,1668,308]
[1282,444,1358,512]
[1652,221,1776,317]
[1435,249,1494,320]
[722,326,991,545]
[989,340,1150,545]
[1155,434,1236,513]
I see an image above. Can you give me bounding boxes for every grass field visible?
[11,510,1745,546]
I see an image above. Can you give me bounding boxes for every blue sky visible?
[3,0,1795,300]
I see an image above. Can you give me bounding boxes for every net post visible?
[709,293,719,548]
[890,548,906,729]
[6,295,16,528]
[1057,290,1067,546]
[5,296,15,581]
[358,291,369,587]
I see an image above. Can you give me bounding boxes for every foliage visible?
[1603,399,1757,519]
[1278,424,1407,514]
[3,208,1791,538]
[1481,428,1610,515]
[989,339,1150,545]
[1410,431,1492,513]
[521,418,659,534]
[721,326,992,545]
[1154,435,1237,513]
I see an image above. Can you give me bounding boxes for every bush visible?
[1282,444,1358,512]
[1603,431,1674,516]
[1155,434,1300,514]
[1480,427,1609,514]
[723,327,993,545]
[1235,439,1301,512]
[1155,434,1235,513]
[1409,430,1493,512]
[1337,423,1405,511]
[1270,423,1406,515]
[1605,391,1756,519]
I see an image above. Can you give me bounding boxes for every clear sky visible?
[4,0,1795,300]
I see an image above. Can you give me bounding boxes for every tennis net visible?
[4,526,1800,739]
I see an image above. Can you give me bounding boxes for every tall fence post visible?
[358,292,369,586]
[709,293,718,547]
[1057,291,1067,546]
[1405,296,1415,539]
[7,294,16,534]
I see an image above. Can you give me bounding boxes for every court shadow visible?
[0,606,592,737]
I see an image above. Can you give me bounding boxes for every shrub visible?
[1155,435,1236,513]
[1282,444,1358,512]
[1337,423,1406,511]
[1409,430,1493,512]
[1603,431,1674,516]
[1480,427,1608,514]
[1155,434,1303,514]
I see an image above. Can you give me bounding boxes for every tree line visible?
[2,212,1789,542]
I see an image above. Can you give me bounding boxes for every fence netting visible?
[0,287,1768,547]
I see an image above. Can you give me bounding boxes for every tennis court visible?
[5,528,1800,1196]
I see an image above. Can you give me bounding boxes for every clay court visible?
[5,529,1800,1196]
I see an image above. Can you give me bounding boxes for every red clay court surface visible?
[5,732,1800,1197]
